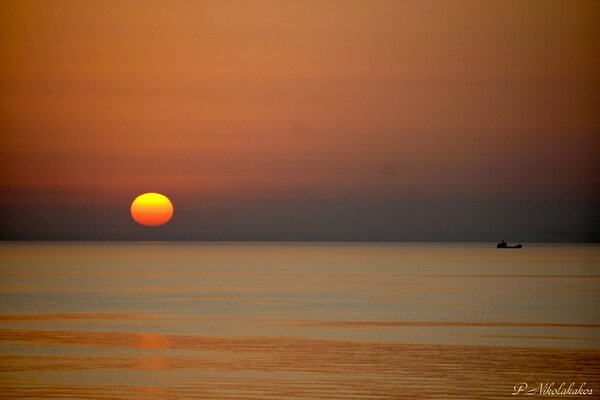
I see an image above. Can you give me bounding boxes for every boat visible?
[497,240,522,249]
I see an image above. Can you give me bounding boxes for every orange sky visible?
[0,0,598,240]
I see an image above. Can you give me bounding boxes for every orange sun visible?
[130,193,174,227]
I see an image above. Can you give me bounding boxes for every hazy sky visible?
[1,0,598,241]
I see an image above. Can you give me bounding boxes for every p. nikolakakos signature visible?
[513,382,593,396]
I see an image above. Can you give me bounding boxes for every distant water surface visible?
[0,242,599,399]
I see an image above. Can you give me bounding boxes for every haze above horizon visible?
[1,0,598,241]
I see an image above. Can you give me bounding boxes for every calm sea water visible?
[0,242,599,399]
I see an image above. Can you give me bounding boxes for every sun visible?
[130,193,174,227]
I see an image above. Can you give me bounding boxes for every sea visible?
[0,242,599,399]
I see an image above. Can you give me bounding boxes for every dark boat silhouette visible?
[497,239,522,249]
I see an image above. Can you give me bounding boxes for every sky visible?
[0,0,598,241]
